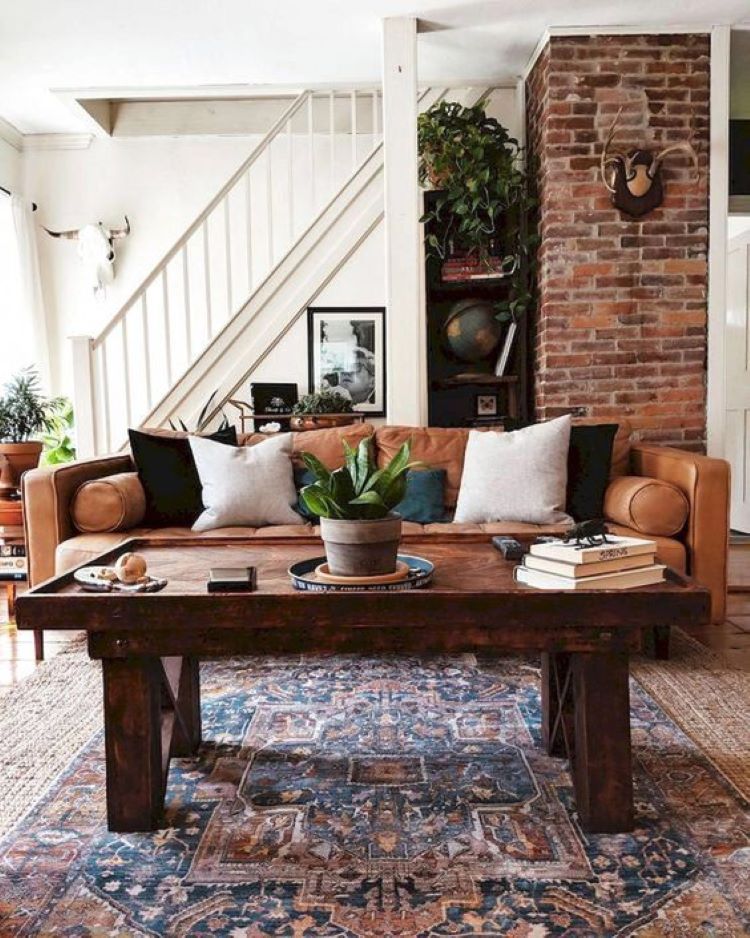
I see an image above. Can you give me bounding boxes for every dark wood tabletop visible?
[16,535,710,657]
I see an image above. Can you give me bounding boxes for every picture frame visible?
[475,393,498,417]
[307,307,386,416]
[250,382,298,416]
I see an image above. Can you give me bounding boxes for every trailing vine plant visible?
[418,99,538,321]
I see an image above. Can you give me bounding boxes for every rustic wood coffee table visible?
[16,536,709,835]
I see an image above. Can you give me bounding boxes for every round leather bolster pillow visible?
[603,475,689,537]
[71,472,147,533]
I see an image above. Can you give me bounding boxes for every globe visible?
[442,299,504,363]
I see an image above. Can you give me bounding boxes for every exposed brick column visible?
[526,34,710,449]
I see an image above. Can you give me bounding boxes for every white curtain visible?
[9,195,50,388]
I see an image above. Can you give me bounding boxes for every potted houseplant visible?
[418,99,537,323]
[299,436,419,576]
[290,389,356,431]
[0,369,67,496]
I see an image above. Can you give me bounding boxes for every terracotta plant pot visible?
[290,414,357,432]
[319,514,402,577]
[0,441,44,496]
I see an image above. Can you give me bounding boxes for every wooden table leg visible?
[571,651,634,833]
[5,584,43,661]
[170,657,202,757]
[541,652,573,757]
[102,657,165,832]
[652,624,670,660]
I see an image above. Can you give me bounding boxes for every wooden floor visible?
[2,546,750,690]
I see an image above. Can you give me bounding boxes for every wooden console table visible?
[16,536,710,834]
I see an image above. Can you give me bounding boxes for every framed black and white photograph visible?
[307,307,386,416]
[250,382,298,416]
[476,393,498,417]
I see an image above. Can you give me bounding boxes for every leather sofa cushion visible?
[604,475,689,537]
[292,422,375,469]
[55,524,318,574]
[239,423,375,469]
[54,519,686,580]
[480,521,571,536]
[57,528,154,573]
[606,523,686,573]
[70,473,147,533]
[376,426,472,508]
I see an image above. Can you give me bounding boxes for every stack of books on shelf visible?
[514,535,665,590]
[440,255,507,282]
[0,499,26,583]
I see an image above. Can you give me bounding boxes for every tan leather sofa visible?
[22,420,730,623]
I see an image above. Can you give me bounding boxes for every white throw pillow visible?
[189,433,304,532]
[454,416,573,525]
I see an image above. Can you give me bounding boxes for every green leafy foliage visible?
[293,390,354,415]
[41,398,76,465]
[168,390,230,433]
[300,436,421,520]
[0,368,67,443]
[418,100,539,321]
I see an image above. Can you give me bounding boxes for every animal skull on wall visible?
[600,108,699,218]
[43,217,130,296]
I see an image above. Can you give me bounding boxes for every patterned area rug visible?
[632,629,750,802]
[0,652,748,936]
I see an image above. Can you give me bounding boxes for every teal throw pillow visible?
[395,469,446,523]
[294,466,318,522]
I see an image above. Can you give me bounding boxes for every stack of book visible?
[514,535,665,590]
[440,255,508,282]
[0,499,26,583]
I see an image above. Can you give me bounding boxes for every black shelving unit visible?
[423,191,530,428]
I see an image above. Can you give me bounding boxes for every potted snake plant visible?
[299,436,420,576]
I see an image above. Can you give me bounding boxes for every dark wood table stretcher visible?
[16,536,710,835]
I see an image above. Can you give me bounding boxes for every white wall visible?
[0,136,20,190]
[22,130,383,397]
[248,220,385,398]
[24,135,262,393]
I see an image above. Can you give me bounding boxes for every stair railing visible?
[72,88,383,455]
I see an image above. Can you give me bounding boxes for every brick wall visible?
[526,34,710,449]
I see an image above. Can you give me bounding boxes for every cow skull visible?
[43,217,130,296]
[600,108,699,217]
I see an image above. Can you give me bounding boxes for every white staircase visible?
[70,85,486,454]
[71,89,384,454]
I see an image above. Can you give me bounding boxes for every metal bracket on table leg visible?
[549,655,574,761]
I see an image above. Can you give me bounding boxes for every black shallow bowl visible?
[288,554,434,592]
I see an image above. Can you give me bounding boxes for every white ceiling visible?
[1,0,749,135]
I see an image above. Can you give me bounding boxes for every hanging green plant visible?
[418,99,538,321]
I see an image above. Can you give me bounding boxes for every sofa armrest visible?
[22,454,134,586]
[629,444,730,624]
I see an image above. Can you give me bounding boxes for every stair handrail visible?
[92,89,313,348]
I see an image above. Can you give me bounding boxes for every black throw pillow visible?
[129,426,238,526]
[566,424,618,521]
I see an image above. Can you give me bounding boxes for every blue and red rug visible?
[0,653,747,936]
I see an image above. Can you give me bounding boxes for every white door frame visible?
[706,24,731,458]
